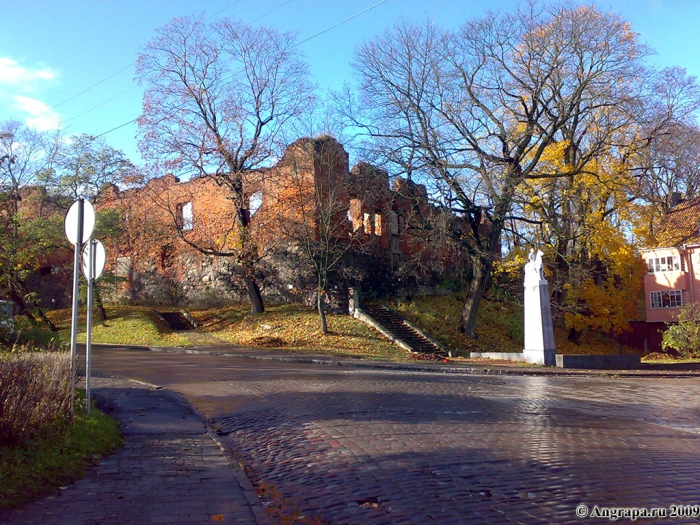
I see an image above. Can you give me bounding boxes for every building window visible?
[650,290,682,309]
[249,191,263,218]
[349,199,362,231]
[389,211,399,235]
[364,212,373,235]
[178,201,194,231]
[374,210,382,236]
[646,255,680,273]
[115,257,131,278]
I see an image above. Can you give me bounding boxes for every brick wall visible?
[97,136,469,307]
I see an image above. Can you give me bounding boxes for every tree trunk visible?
[95,287,107,321]
[317,292,328,334]
[459,258,491,338]
[567,326,583,344]
[7,287,57,332]
[246,277,264,314]
[34,307,57,333]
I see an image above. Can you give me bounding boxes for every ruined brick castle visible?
[92,136,468,310]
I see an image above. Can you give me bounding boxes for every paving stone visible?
[0,378,266,525]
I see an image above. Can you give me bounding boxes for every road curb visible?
[142,346,700,379]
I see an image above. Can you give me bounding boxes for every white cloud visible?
[0,57,56,86]
[13,95,61,131]
[0,57,61,131]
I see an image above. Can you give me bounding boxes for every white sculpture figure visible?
[524,249,543,285]
[523,248,556,365]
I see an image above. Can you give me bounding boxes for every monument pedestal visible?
[523,348,556,366]
[523,255,556,366]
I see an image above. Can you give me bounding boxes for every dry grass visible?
[0,351,71,446]
[192,304,407,360]
[1,387,122,509]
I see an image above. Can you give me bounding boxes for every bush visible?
[0,351,71,446]
[0,317,63,351]
[662,302,700,358]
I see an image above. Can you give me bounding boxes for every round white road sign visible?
[64,199,95,245]
[82,240,106,280]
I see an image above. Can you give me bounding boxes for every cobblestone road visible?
[0,377,261,525]
[90,348,700,524]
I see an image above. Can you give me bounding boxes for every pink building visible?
[642,196,700,323]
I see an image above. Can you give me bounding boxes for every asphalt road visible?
[90,346,700,524]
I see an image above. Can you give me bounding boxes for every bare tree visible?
[347,4,654,337]
[136,15,315,313]
[270,136,358,333]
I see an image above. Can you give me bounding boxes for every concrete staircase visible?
[155,310,196,331]
[359,303,448,357]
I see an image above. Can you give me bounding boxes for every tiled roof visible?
[656,196,700,246]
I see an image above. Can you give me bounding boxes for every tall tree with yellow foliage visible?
[349,3,658,337]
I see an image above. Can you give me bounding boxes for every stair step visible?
[361,304,445,356]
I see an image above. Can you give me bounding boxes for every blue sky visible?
[1,0,699,165]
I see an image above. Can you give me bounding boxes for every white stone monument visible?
[523,248,556,365]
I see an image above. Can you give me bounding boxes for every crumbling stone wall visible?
[97,136,470,307]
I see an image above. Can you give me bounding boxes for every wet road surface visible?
[90,347,700,524]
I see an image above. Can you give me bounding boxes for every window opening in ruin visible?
[389,211,399,235]
[364,212,372,235]
[178,201,194,231]
[374,210,382,236]
[115,257,131,278]
[349,199,362,231]
[391,235,400,253]
[249,191,263,218]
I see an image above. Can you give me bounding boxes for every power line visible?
[95,0,390,139]
[206,0,244,21]
[250,0,295,23]
[295,0,389,47]
[56,0,296,131]
[53,64,134,110]
[63,86,138,125]
[94,118,138,139]
[35,0,251,123]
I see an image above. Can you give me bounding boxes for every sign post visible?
[82,239,105,415]
[64,199,95,417]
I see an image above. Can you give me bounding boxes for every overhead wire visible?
[91,1,298,141]
[92,0,390,140]
[32,0,249,126]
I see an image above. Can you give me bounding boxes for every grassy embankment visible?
[47,305,408,360]
[389,293,642,357]
[46,295,641,360]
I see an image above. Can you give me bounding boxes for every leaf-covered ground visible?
[389,293,641,356]
[47,304,407,360]
[46,297,640,361]
[191,304,408,360]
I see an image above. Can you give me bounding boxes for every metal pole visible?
[69,198,84,418]
[85,239,95,416]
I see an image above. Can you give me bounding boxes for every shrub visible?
[0,317,64,351]
[0,351,71,446]
[662,302,700,358]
